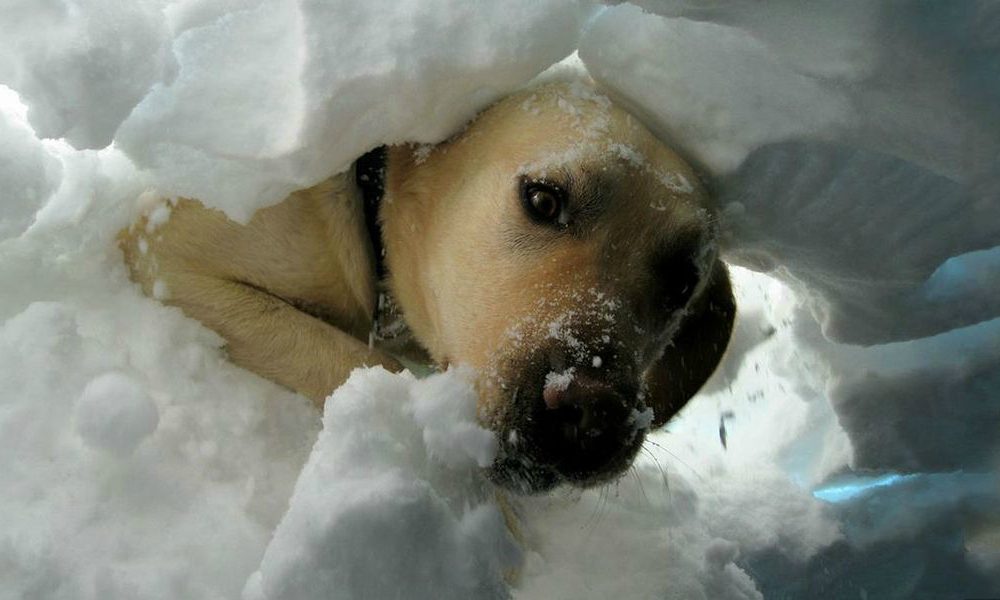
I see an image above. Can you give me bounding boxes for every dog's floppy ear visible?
[645,261,736,428]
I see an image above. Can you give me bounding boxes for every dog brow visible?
[569,170,610,225]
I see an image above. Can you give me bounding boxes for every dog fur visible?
[120,81,735,493]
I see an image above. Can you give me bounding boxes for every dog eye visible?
[522,181,568,227]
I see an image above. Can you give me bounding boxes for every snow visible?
[113,0,599,222]
[0,98,61,241]
[75,372,159,456]
[543,368,576,394]
[1,2,998,599]
[0,0,172,150]
[581,2,1000,345]
[244,367,513,600]
[580,5,851,174]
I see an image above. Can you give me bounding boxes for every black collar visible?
[356,146,388,282]
[356,146,414,348]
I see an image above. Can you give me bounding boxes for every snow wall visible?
[1,2,998,599]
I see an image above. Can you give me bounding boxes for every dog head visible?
[381,82,734,493]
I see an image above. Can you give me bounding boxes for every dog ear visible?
[645,260,736,428]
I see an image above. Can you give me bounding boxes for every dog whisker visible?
[640,446,672,493]
[629,464,651,508]
[579,483,611,541]
[644,437,705,482]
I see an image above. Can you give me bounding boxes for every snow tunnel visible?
[0,2,997,599]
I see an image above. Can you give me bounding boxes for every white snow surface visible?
[1,2,999,599]
[244,367,513,600]
[2,0,597,222]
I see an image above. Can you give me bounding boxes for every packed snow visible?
[244,367,514,600]
[1,2,998,600]
[75,372,159,456]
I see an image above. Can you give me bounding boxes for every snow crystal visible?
[151,279,169,300]
[627,407,655,433]
[144,202,172,234]
[412,143,434,165]
[545,312,583,352]
[544,367,576,394]
[607,142,694,197]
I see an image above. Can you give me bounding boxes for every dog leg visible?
[144,271,399,407]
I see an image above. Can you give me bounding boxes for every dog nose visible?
[536,372,632,479]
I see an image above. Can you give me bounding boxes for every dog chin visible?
[487,459,563,494]
[485,431,647,495]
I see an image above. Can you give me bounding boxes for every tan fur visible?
[120,81,735,473]
[120,177,400,404]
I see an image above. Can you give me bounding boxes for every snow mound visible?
[0,0,598,222]
[244,367,517,600]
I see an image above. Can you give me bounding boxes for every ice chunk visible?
[75,372,159,456]
[245,367,518,600]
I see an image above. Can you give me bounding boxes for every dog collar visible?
[356,146,416,351]
[355,145,388,282]
[356,145,404,346]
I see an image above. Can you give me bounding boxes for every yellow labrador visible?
[120,81,735,493]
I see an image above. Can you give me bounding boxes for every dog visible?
[119,81,735,494]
